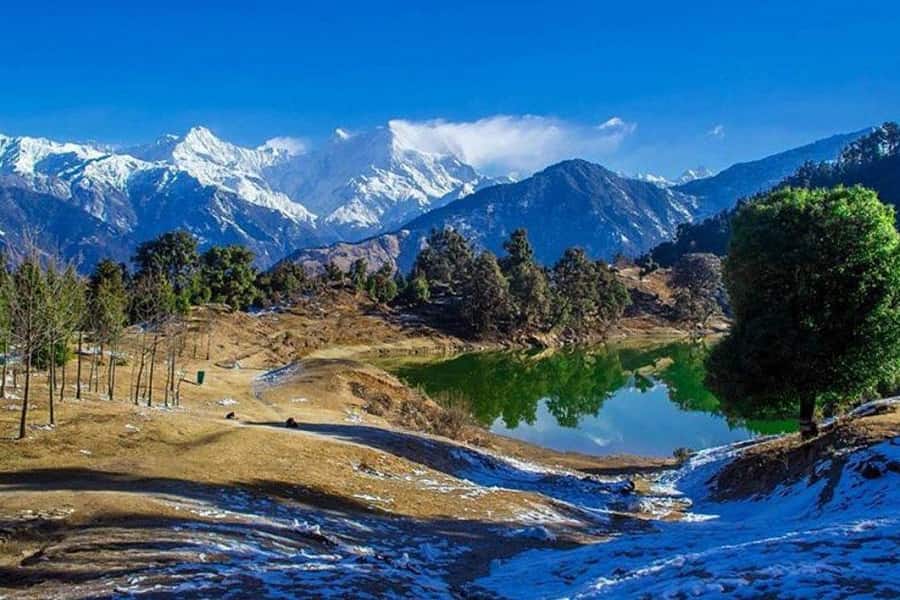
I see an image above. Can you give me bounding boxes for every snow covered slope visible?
[127,126,314,222]
[267,122,505,239]
[474,422,900,598]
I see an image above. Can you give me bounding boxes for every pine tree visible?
[349,258,368,292]
[366,264,398,304]
[413,228,474,295]
[500,229,551,331]
[198,245,258,310]
[461,252,513,335]
[9,253,49,439]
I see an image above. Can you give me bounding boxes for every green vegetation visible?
[707,186,900,436]
[408,228,630,339]
[392,342,793,435]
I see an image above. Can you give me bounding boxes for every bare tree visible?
[8,251,49,439]
[129,274,174,407]
[670,253,725,336]
[0,252,11,400]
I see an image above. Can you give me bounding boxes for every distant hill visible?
[646,123,899,266]
[675,129,868,216]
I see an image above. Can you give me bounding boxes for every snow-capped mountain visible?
[127,126,314,222]
[0,129,323,266]
[675,166,714,184]
[0,124,870,271]
[631,166,714,188]
[267,121,505,238]
[0,123,498,266]
[631,172,676,187]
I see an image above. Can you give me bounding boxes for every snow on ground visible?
[99,487,467,599]
[473,437,900,599]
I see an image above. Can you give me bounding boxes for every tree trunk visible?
[109,344,118,402]
[799,395,818,439]
[48,350,55,426]
[88,348,96,394]
[59,356,67,405]
[147,333,158,407]
[1,331,8,399]
[18,350,31,440]
[76,332,83,399]
[164,356,170,408]
[96,344,104,393]
[134,331,149,406]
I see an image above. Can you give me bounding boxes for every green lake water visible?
[388,342,796,458]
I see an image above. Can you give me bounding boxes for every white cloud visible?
[387,114,637,176]
[260,136,308,156]
[707,124,725,139]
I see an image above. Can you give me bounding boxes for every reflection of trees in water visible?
[395,342,795,434]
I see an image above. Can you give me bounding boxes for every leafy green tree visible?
[413,228,474,295]
[500,229,552,331]
[460,252,513,335]
[0,253,10,400]
[133,230,200,294]
[366,263,398,304]
[324,261,345,284]
[706,186,900,437]
[88,259,127,400]
[199,245,258,310]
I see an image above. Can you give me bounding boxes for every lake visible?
[388,342,796,457]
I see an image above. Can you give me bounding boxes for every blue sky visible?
[1,1,897,177]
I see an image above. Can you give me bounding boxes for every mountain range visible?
[285,128,869,273]
[0,123,498,266]
[0,123,868,270]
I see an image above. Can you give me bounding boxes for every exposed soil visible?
[713,402,900,501]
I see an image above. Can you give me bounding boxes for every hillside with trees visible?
[644,122,900,268]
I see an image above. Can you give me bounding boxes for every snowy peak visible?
[0,133,106,178]
[676,166,714,184]
[129,126,314,222]
[631,172,675,187]
[630,166,714,188]
[268,122,499,237]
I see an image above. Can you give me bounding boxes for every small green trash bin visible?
[197,370,206,385]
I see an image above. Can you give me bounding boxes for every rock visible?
[225,412,236,420]
[860,461,883,480]
[673,447,693,462]
[285,417,299,429]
